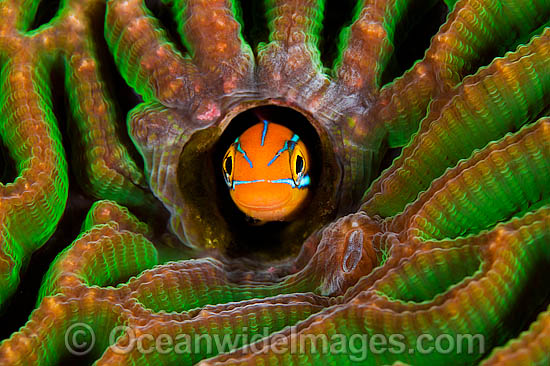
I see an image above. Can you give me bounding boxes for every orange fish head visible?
[222,121,311,222]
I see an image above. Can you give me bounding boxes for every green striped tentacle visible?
[390,119,550,241]
[99,297,329,365]
[481,302,550,365]
[374,0,550,147]
[195,158,550,365]
[0,53,68,307]
[56,2,156,208]
[334,0,423,95]
[0,294,130,365]
[105,0,202,107]
[1,199,333,365]
[363,28,550,218]
[37,200,159,304]
[170,0,254,94]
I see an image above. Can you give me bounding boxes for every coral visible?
[0,0,549,365]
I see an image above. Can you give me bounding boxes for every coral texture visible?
[0,0,549,365]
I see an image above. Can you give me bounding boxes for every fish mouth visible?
[230,181,297,220]
[234,199,291,211]
[232,192,293,212]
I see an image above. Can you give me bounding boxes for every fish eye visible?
[223,147,235,187]
[291,145,307,185]
[225,155,233,175]
[295,154,304,174]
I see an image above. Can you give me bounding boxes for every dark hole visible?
[144,0,188,57]
[320,0,357,69]
[456,9,550,82]
[58,351,102,366]
[28,0,61,31]
[236,0,269,51]
[380,0,449,86]
[378,146,402,175]
[214,105,322,259]
[0,138,16,184]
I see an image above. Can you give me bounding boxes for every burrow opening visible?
[214,105,326,259]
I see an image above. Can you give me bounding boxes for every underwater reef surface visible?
[0,0,549,365]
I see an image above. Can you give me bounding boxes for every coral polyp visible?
[0,0,549,365]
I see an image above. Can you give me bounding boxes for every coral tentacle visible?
[174,0,254,94]
[105,0,203,107]
[0,52,68,305]
[363,28,550,217]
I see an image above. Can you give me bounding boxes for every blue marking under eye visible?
[298,174,310,188]
[271,175,310,189]
[261,120,268,146]
[236,142,253,168]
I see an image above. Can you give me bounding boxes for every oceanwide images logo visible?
[65,322,485,362]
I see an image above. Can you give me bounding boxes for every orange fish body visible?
[222,121,311,222]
